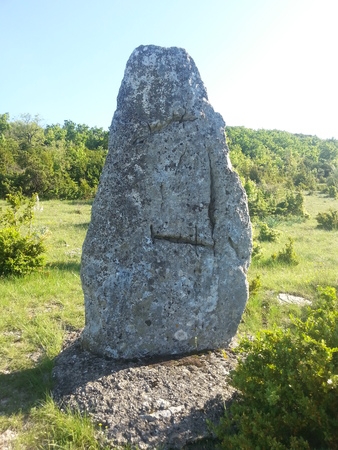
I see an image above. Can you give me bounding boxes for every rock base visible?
[53,331,238,449]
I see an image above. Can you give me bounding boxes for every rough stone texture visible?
[81,45,252,359]
[53,331,238,449]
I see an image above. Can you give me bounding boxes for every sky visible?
[1,0,337,139]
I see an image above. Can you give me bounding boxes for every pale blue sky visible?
[1,0,337,138]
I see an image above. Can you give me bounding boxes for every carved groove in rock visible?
[150,226,213,248]
[81,45,252,359]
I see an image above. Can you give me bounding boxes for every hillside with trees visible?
[1,113,337,211]
[0,113,108,200]
[227,126,338,218]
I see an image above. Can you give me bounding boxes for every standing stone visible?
[81,45,252,359]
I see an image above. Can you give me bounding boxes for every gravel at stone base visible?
[52,331,238,449]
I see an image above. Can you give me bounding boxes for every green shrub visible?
[0,227,45,276]
[258,222,280,242]
[0,192,46,276]
[316,209,338,230]
[276,191,306,217]
[328,185,338,199]
[245,181,276,219]
[214,287,338,449]
[252,241,263,260]
[249,274,261,296]
[272,237,299,265]
[251,224,263,259]
[78,178,95,199]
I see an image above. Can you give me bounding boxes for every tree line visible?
[1,113,337,209]
[0,113,108,200]
[227,126,338,218]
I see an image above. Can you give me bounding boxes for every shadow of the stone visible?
[165,395,233,450]
[0,357,54,415]
[49,261,81,272]
[73,222,90,228]
[53,335,117,398]
[53,334,226,397]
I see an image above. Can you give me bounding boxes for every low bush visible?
[258,222,280,242]
[272,237,299,265]
[0,192,46,276]
[328,185,338,199]
[252,241,263,259]
[251,224,263,259]
[214,286,338,449]
[0,227,45,276]
[249,274,261,296]
[316,209,338,230]
[275,191,306,217]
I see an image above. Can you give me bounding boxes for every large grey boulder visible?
[81,45,252,359]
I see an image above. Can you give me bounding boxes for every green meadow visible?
[0,192,337,448]
[242,192,338,334]
[0,199,99,449]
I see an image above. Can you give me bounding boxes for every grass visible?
[0,192,337,448]
[242,191,338,335]
[15,396,109,450]
[0,199,93,448]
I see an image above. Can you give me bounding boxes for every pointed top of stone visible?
[115,45,209,124]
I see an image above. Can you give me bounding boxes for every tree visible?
[0,113,10,138]
[11,114,44,149]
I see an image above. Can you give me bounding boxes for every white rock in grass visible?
[278,293,311,306]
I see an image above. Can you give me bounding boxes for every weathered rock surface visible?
[81,45,252,359]
[53,331,238,449]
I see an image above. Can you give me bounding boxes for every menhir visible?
[81,45,252,359]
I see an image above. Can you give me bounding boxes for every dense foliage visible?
[214,287,338,450]
[1,114,338,206]
[0,113,108,199]
[227,126,338,218]
[316,209,338,230]
[0,192,46,276]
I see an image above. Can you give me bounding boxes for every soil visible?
[52,331,238,449]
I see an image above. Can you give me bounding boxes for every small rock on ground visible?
[0,429,17,450]
[278,293,311,307]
